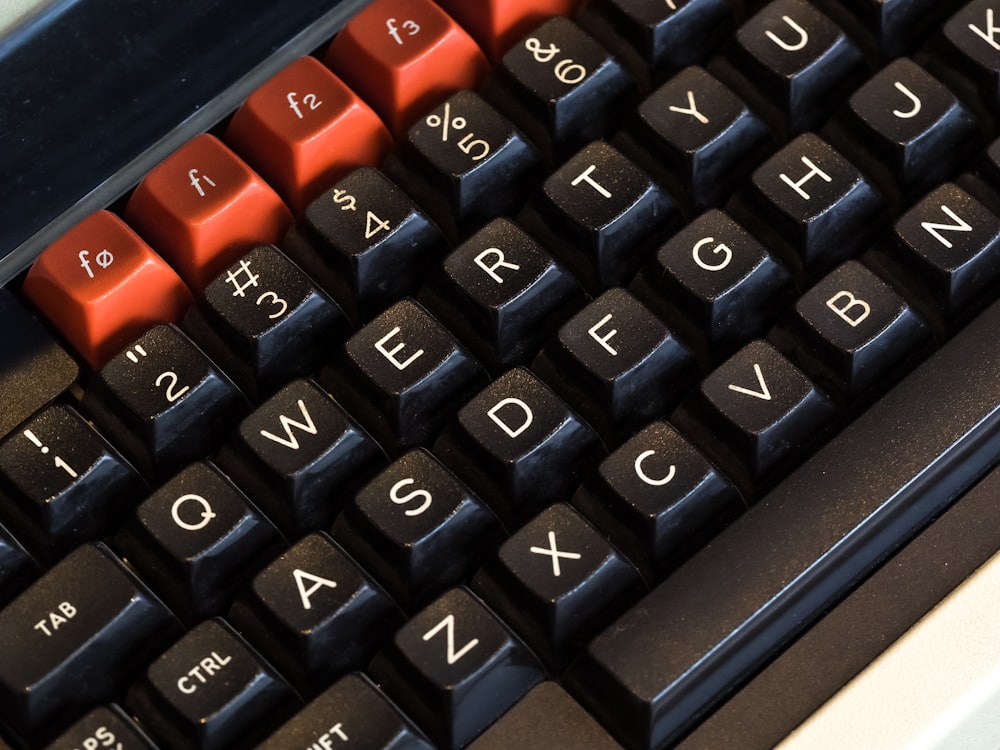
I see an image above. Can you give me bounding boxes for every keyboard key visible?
[216,378,384,536]
[225,56,393,212]
[43,704,159,750]
[532,287,698,444]
[256,673,433,750]
[182,244,349,401]
[80,324,246,481]
[572,420,744,581]
[0,522,38,606]
[0,544,177,741]
[228,532,402,694]
[21,210,192,369]
[333,449,503,611]
[434,367,603,526]
[518,140,678,292]
[321,299,487,452]
[324,0,489,138]
[113,461,282,623]
[927,0,1000,117]
[126,618,296,750]
[369,587,544,750]
[124,134,293,290]
[811,0,951,61]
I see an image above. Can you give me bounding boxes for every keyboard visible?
[2,0,1000,748]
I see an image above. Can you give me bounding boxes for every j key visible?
[383,90,542,242]
[927,0,1000,121]
[322,299,486,453]
[369,587,544,750]
[182,244,348,401]
[630,209,793,368]
[256,673,433,750]
[434,367,603,526]
[21,210,192,369]
[517,141,678,293]
[0,521,37,606]
[0,544,177,741]
[572,420,744,581]
[113,461,282,624]
[727,133,885,283]
[333,449,503,611]
[0,404,144,559]
[482,16,635,164]
[126,618,296,750]
[228,532,402,695]
[80,324,246,482]
[215,378,384,537]
[472,502,642,670]
[0,290,78,439]
[672,339,835,498]
[418,218,586,373]
[44,704,159,750]
[283,167,445,322]
[532,288,698,445]
[709,0,865,138]
[769,260,929,404]
[612,66,773,215]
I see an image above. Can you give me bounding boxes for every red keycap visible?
[226,56,393,212]
[21,211,192,369]
[435,0,582,62]
[124,134,293,290]
[324,0,489,138]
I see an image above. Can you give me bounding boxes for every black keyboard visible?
[3,0,1000,748]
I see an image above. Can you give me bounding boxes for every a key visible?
[333,448,503,611]
[369,586,544,750]
[0,543,177,742]
[572,420,745,581]
[126,618,296,750]
[215,378,385,536]
[80,324,246,481]
[113,461,282,623]
[436,0,582,63]
[43,705,159,750]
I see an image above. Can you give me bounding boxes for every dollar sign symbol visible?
[332,189,357,211]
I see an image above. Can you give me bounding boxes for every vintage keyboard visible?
[2,0,1000,748]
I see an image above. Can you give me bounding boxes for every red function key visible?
[21,211,192,369]
[226,56,393,212]
[324,0,489,138]
[435,0,582,62]
[124,134,293,290]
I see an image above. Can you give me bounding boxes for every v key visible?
[727,363,772,400]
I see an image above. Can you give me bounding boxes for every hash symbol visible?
[225,259,260,298]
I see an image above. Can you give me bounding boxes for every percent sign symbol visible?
[425,102,490,162]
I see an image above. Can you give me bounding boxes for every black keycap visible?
[216,378,384,536]
[182,244,348,401]
[517,140,678,292]
[473,502,642,670]
[0,521,36,606]
[630,209,793,367]
[333,449,503,611]
[709,0,865,138]
[0,404,144,559]
[383,90,542,242]
[369,587,544,750]
[727,133,885,283]
[114,461,282,623]
[0,289,78,440]
[126,618,296,750]
[282,167,445,322]
[532,288,698,444]
[43,704,159,750]
[572,420,744,581]
[482,16,636,164]
[418,218,586,373]
[321,299,487,453]
[229,532,402,694]
[467,682,623,750]
[811,0,951,61]
[822,58,981,206]
[80,324,246,482]
[769,260,929,403]
[0,544,177,742]
[672,339,835,497]
[926,0,1000,120]
[256,673,434,750]
[612,66,773,215]
[434,367,603,526]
